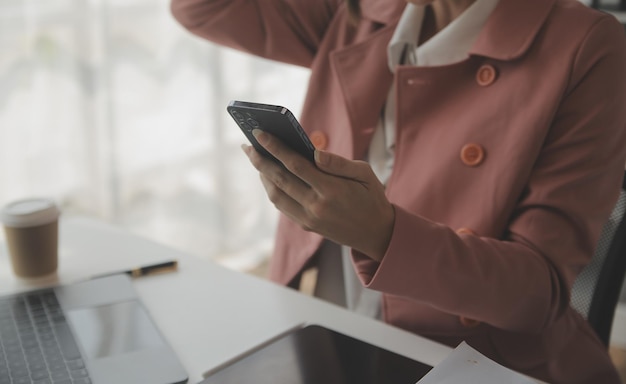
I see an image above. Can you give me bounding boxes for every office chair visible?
[570,170,626,347]
[591,0,626,11]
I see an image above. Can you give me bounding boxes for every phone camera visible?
[242,122,254,132]
[247,118,260,129]
[231,110,245,122]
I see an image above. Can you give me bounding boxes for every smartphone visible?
[227,100,316,164]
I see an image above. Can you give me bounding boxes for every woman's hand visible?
[242,129,394,261]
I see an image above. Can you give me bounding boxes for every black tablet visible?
[198,325,432,384]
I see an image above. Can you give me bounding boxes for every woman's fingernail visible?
[252,129,268,145]
[315,150,329,166]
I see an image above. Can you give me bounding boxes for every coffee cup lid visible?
[1,198,61,228]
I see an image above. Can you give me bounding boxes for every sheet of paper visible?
[416,342,535,384]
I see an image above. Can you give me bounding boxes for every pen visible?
[92,260,178,280]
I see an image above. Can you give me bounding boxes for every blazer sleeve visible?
[353,14,626,334]
[170,0,343,67]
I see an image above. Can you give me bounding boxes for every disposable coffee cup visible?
[1,198,61,278]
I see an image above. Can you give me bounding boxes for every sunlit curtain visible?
[0,0,310,271]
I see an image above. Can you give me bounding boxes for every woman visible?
[171,0,626,382]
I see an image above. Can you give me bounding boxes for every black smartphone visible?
[227,100,316,164]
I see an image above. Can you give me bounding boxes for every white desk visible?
[0,216,452,383]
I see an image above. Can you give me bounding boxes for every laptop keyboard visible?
[0,289,91,384]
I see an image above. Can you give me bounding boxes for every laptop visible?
[199,324,433,384]
[0,274,188,384]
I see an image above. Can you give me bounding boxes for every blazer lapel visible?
[331,27,399,158]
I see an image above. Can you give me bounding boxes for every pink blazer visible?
[171,0,626,382]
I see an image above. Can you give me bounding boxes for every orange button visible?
[460,143,485,167]
[456,227,476,236]
[310,131,328,150]
[459,316,481,328]
[476,64,497,86]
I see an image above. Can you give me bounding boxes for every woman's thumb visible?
[315,150,358,178]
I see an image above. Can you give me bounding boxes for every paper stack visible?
[416,342,537,384]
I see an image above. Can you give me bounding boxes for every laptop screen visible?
[200,325,433,384]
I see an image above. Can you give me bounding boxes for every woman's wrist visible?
[361,203,395,262]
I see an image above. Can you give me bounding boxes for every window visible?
[0,0,310,272]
